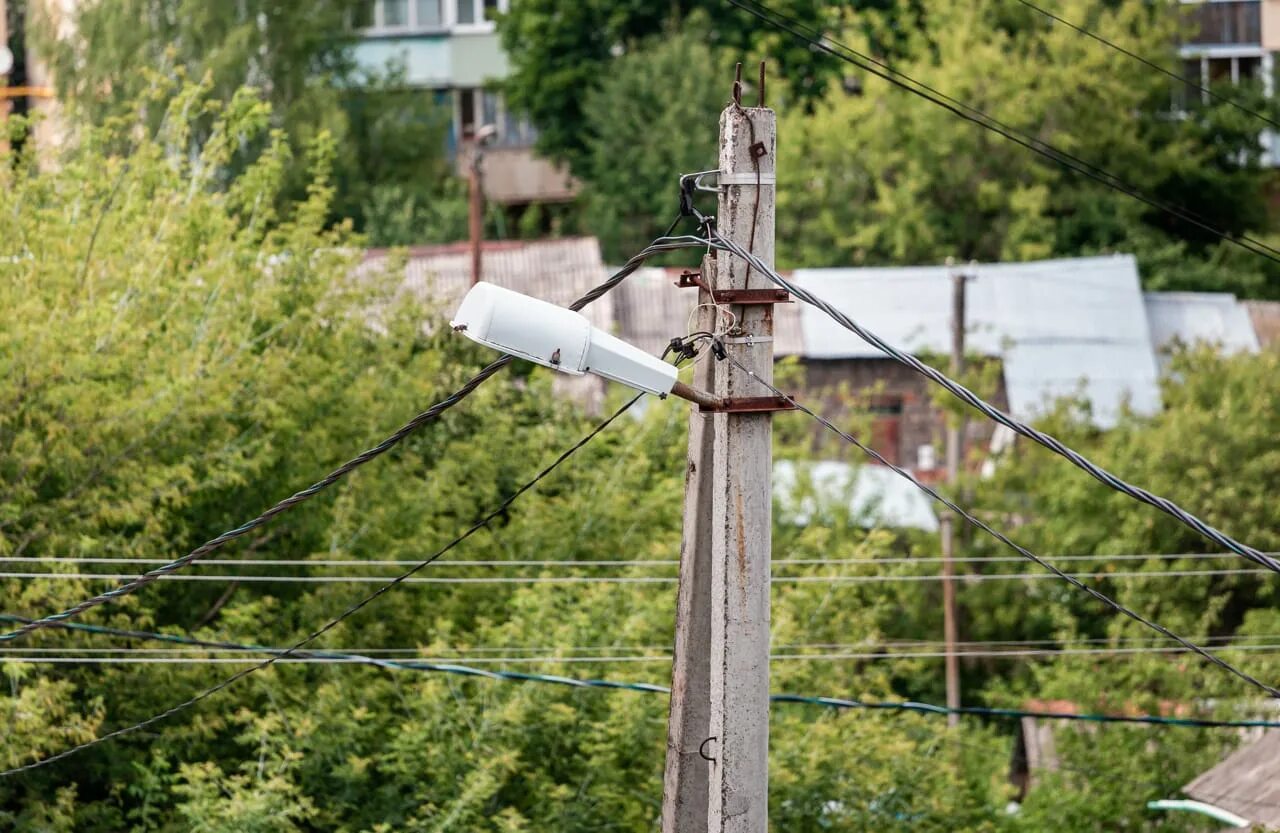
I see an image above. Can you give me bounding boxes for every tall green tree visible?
[779,0,1280,296]
[579,27,725,263]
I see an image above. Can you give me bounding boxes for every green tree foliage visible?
[579,27,725,263]
[778,0,1280,296]
[0,86,1011,831]
[4,68,1278,830]
[32,0,465,242]
[499,2,850,174]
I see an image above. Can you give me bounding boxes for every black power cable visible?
[0,395,644,776]
[0,236,707,644]
[1011,0,1280,132]
[722,0,1280,268]
[708,231,1280,577]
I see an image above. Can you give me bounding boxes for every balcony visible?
[1183,1,1262,47]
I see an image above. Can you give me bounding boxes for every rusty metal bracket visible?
[674,272,790,304]
[675,270,707,290]
[699,396,797,414]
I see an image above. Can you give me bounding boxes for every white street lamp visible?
[451,282,721,407]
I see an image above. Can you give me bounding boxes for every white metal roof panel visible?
[793,255,1160,427]
[774,459,939,532]
[1144,292,1259,372]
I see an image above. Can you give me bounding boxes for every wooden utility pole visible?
[662,66,775,833]
[941,266,967,727]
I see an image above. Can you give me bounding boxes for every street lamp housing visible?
[451,282,679,396]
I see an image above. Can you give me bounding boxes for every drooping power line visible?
[4,614,1277,731]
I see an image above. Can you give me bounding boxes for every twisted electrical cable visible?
[718,350,1280,699]
[708,231,1280,576]
[0,236,707,644]
[0,394,644,776]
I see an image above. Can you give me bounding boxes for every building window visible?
[359,0,509,32]
[865,396,903,467]
[416,0,442,27]
[454,88,538,148]
[458,89,477,139]
[350,1,375,29]
[383,0,408,27]
[452,0,508,29]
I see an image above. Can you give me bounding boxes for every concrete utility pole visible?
[662,64,776,833]
[940,266,967,727]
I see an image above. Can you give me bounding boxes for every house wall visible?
[800,358,1010,472]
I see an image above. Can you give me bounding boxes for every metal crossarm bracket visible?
[698,395,797,414]
[674,271,790,304]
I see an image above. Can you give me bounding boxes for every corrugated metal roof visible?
[1185,730,1280,827]
[793,255,1161,427]
[774,460,938,531]
[364,237,613,331]
[614,267,803,358]
[1144,292,1259,371]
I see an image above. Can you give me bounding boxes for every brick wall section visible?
[799,358,1010,472]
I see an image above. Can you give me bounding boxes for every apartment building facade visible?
[352,0,575,206]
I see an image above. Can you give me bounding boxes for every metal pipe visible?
[669,381,726,411]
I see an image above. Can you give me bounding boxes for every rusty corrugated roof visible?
[363,237,613,332]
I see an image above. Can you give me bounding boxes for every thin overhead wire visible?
[717,349,1280,699]
[17,644,1280,663]
[5,616,1277,731]
[4,568,1271,584]
[8,551,1267,568]
[708,231,1280,577]
[0,394,643,777]
[722,0,1280,267]
[0,236,708,645]
[1010,0,1280,131]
